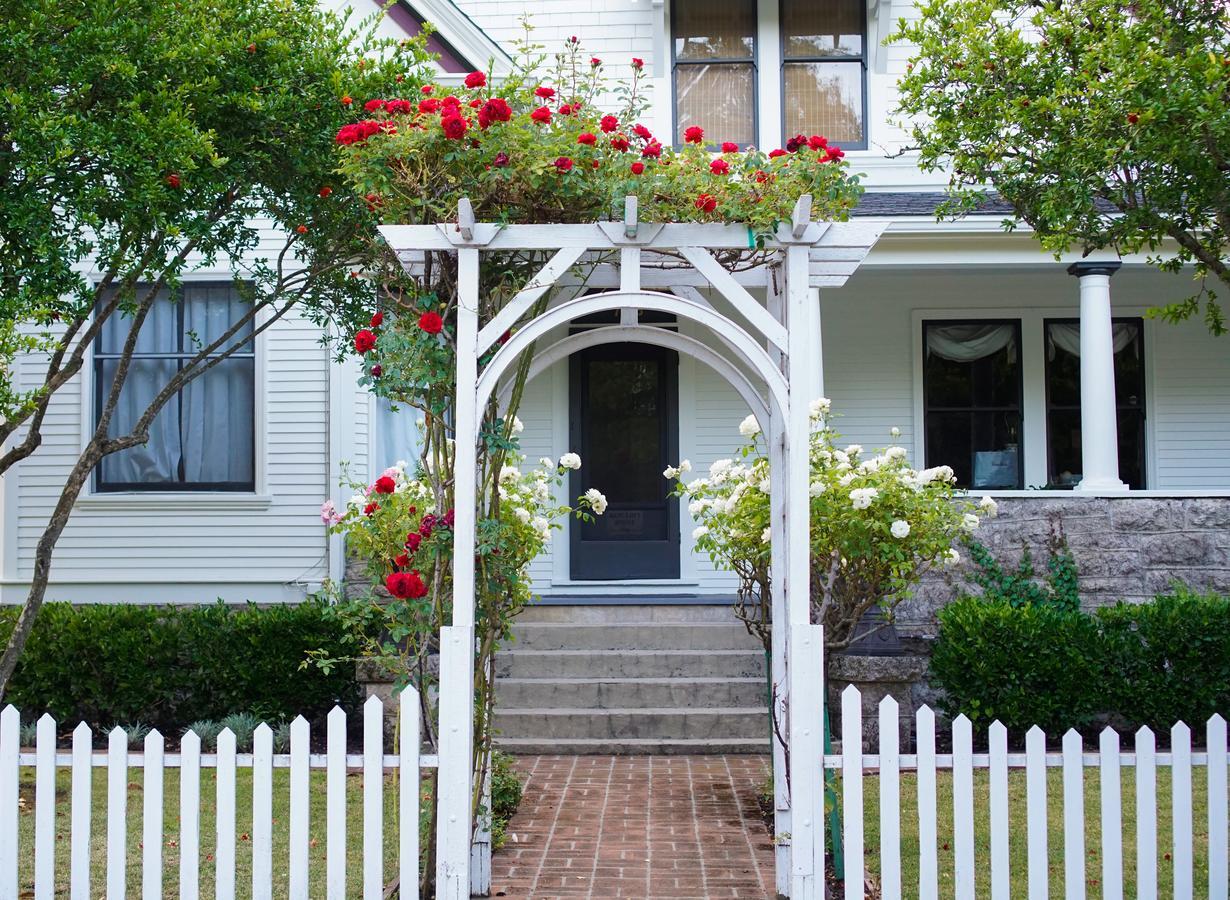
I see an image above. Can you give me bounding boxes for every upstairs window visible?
[672,0,758,146]
[95,283,256,492]
[782,0,866,148]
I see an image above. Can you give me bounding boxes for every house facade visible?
[4,0,1230,630]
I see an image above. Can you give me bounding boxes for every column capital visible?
[1067,261,1122,278]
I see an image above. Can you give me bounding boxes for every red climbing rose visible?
[418,311,444,334]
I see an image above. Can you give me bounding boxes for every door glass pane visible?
[675,64,755,146]
[673,0,755,60]
[783,0,864,58]
[586,358,663,509]
[784,62,864,144]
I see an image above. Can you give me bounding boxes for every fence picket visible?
[289,717,311,900]
[142,730,165,900]
[1099,727,1123,900]
[952,715,975,897]
[1135,727,1158,900]
[70,722,92,900]
[1025,726,1047,900]
[1208,715,1228,900]
[252,724,274,900]
[107,726,128,899]
[915,705,938,900]
[878,697,901,900]
[327,706,348,900]
[363,696,384,900]
[1171,722,1193,900]
[1062,729,1086,900]
[180,731,201,900]
[34,714,56,900]
[988,721,1009,900]
[400,688,422,900]
[215,728,237,900]
[841,686,864,900]
[0,706,18,900]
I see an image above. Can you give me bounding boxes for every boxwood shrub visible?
[0,600,359,730]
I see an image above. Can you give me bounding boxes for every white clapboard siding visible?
[824,689,1228,900]
[0,691,431,898]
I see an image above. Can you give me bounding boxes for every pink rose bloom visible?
[320,500,341,525]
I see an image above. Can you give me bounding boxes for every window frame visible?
[92,282,258,494]
[669,0,760,150]
[921,318,1025,490]
[1043,316,1147,490]
[777,0,869,151]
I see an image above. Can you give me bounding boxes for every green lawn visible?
[17,767,427,897]
[835,767,1213,899]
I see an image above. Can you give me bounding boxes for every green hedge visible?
[0,601,359,729]
[930,586,1230,734]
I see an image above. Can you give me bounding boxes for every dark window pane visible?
[586,358,665,512]
[1047,409,1082,488]
[675,64,755,146]
[784,62,864,144]
[783,0,864,58]
[673,0,755,60]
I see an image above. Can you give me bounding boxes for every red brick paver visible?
[491,755,776,899]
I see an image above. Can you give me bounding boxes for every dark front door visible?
[570,343,680,580]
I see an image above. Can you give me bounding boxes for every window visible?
[95,283,256,492]
[671,0,758,146]
[923,321,1023,489]
[781,0,866,147]
[1044,318,1146,489]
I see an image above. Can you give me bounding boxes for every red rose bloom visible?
[370,312,383,328]
[683,125,704,144]
[530,106,552,124]
[630,161,645,175]
[385,99,412,114]
[754,169,771,183]
[534,86,556,99]
[404,532,422,552]
[420,84,433,94]
[318,186,332,197]
[465,71,487,88]
[469,98,481,108]
[695,193,717,212]
[785,133,806,153]
[354,329,377,353]
[825,146,845,162]
[1127,112,1140,124]
[165,174,181,189]
[600,114,619,133]
[492,151,510,167]
[577,132,597,145]
[610,136,630,152]
[418,98,440,113]
[632,124,652,140]
[554,156,574,172]
[418,311,444,334]
[559,104,573,115]
[374,475,396,494]
[393,553,410,568]
[441,114,469,140]
[478,98,512,129]
[590,57,602,66]
[641,140,662,159]
[341,95,353,106]
[363,98,385,112]
[710,158,730,175]
[807,134,828,150]
[370,364,382,377]
[385,571,427,599]
[768,148,787,158]
[631,57,644,70]
[721,141,739,153]
[364,502,379,516]
[419,514,436,536]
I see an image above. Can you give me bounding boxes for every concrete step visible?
[494,736,770,755]
[495,676,768,709]
[493,648,767,679]
[493,707,770,740]
[507,622,758,651]
[516,603,743,624]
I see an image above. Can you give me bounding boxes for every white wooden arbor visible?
[380,197,884,899]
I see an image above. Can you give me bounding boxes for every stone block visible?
[1109,499,1187,533]
[1186,499,1230,530]
[1141,533,1214,566]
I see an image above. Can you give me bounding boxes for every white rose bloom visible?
[944,548,961,567]
[499,465,520,483]
[838,472,856,487]
[860,457,883,473]
[532,516,550,536]
[506,415,524,435]
[514,508,531,524]
[584,488,608,515]
[692,525,709,540]
[885,446,907,461]
[962,513,980,531]
[663,465,680,479]
[559,452,582,470]
[808,481,826,496]
[679,459,692,473]
[890,426,901,439]
[844,444,863,458]
[739,414,761,438]
[891,519,911,539]
[818,449,833,463]
[688,499,707,515]
[758,478,771,494]
[687,477,709,491]
[808,397,831,419]
[934,465,955,483]
[849,487,879,510]
[347,493,366,510]
[533,481,550,504]
[395,459,408,471]
[761,526,772,544]
[539,457,555,469]
[979,495,999,517]
[709,458,733,478]
[833,450,849,465]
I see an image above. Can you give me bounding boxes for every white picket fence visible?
[0,691,436,900]
[832,685,1230,900]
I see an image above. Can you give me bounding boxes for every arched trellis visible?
[380,197,885,900]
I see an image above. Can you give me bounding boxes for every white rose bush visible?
[667,402,981,651]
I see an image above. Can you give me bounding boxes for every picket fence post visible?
[1025,725,1048,900]
[988,720,1009,900]
[1172,722,1193,900]
[252,723,274,900]
[34,714,56,900]
[289,716,311,900]
[143,729,165,900]
[70,721,93,900]
[877,696,900,900]
[107,726,128,899]
[400,686,422,900]
[1062,729,1086,900]
[1099,726,1124,900]
[1209,714,1229,900]
[327,705,348,899]
[915,704,938,900]
[1136,726,1158,900]
[180,729,201,900]
[840,685,863,900]
[363,695,385,900]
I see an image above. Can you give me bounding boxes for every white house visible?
[5,0,1230,623]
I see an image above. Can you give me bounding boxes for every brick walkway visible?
[490,755,776,899]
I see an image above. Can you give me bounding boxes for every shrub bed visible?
[0,600,359,731]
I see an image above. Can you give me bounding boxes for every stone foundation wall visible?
[896,496,1230,641]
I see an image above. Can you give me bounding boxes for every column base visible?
[1074,477,1128,493]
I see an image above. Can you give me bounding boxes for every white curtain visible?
[1047,322,1139,360]
[925,323,1018,364]
[376,396,421,472]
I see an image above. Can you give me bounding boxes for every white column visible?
[1068,262,1127,492]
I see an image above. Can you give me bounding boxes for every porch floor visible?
[490,755,777,899]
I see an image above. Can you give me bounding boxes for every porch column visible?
[1067,261,1127,492]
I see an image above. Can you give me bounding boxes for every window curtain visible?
[1047,323,1139,360]
[181,283,254,484]
[925,323,1018,364]
[376,396,420,472]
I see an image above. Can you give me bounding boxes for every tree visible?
[0,0,431,699]
[894,0,1230,332]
